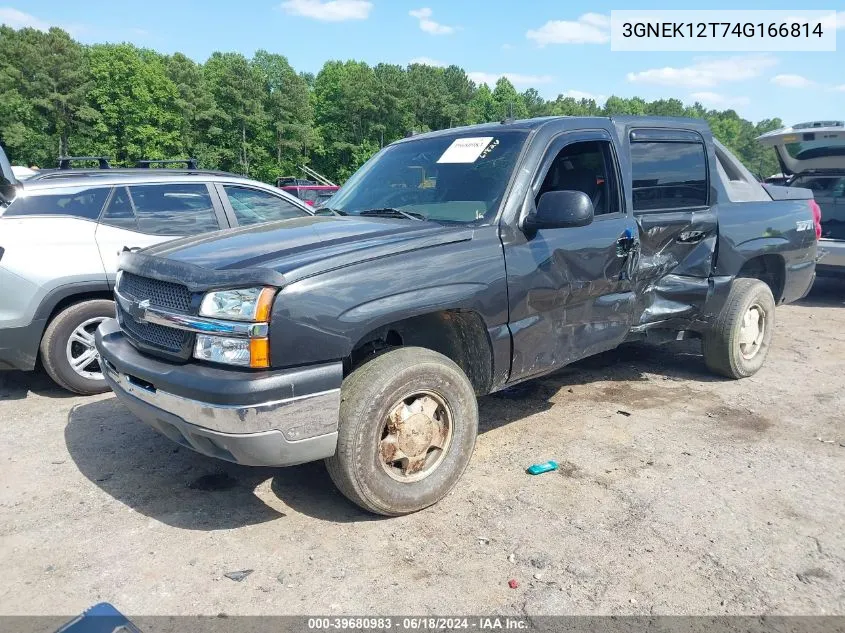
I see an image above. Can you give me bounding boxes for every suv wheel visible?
[703,279,775,379]
[40,300,113,395]
[326,347,478,516]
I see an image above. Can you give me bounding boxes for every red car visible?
[278,183,339,207]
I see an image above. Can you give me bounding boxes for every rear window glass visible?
[784,142,845,161]
[630,142,708,211]
[4,186,109,220]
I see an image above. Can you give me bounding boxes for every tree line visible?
[0,25,784,184]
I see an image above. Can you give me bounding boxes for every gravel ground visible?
[1,278,843,616]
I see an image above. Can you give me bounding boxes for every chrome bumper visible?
[102,361,340,467]
[103,360,340,437]
[96,319,341,467]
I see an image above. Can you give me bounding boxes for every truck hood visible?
[141,215,473,285]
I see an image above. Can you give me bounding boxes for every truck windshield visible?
[326,131,529,223]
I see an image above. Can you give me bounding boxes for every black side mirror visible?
[523,190,594,231]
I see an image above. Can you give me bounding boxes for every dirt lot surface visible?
[1,279,843,617]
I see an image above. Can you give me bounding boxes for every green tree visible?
[0,26,98,166]
[252,50,314,180]
[492,77,528,120]
[203,51,268,175]
[312,60,380,180]
[87,44,181,164]
[164,52,218,167]
[468,83,498,123]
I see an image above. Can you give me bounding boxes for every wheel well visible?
[45,291,113,326]
[347,310,494,396]
[736,255,785,304]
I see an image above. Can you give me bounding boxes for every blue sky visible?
[4,1,843,125]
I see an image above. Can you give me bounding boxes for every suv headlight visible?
[199,287,275,321]
[194,287,275,368]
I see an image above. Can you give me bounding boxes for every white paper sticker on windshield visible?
[437,137,494,164]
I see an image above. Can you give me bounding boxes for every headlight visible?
[199,287,275,322]
[194,334,270,368]
[195,286,275,368]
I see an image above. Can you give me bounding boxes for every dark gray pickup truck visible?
[96,116,818,515]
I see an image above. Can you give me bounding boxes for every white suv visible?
[0,170,312,394]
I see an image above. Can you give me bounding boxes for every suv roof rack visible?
[136,158,199,169]
[57,156,111,170]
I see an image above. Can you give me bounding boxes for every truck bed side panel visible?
[715,198,817,304]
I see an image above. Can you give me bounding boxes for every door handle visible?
[616,229,637,258]
[677,230,706,244]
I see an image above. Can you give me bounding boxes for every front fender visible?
[268,228,508,367]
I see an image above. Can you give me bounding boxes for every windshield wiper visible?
[358,208,427,222]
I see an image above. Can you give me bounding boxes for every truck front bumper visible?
[95,319,341,467]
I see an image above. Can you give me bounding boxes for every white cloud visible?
[690,92,750,108]
[821,11,845,30]
[833,85,845,92]
[501,43,514,51]
[560,89,607,103]
[468,72,554,87]
[0,7,49,30]
[0,6,86,35]
[409,56,446,67]
[526,13,610,46]
[280,0,372,22]
[770,74,815,89]
[626,55,778,88]
[409,7,456,35]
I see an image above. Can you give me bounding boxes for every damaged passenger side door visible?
[627,129,718,326]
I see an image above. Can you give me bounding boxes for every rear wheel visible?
[703,279,775,379]
[40,300,113,395]
[326,347,478,516]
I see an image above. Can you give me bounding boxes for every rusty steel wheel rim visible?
[378,390,454,483]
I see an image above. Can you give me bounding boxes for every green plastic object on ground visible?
[526,460,558,475]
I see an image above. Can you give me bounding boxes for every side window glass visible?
[3,186,109,220]
[128,183,219,236]
[100,187,138,230]
[538,140,619,216]
[224,185,308,226]
[630,141,708,211]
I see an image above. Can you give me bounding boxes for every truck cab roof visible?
[397,115,711,146]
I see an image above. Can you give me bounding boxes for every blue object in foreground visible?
[526,460,558,475]
[55,603,143,633]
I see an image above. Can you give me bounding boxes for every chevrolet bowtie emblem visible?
[136,299,151,323]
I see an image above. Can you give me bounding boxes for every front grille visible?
[117,271,194,357]
[119,271,192,313]
[120,310,190,353]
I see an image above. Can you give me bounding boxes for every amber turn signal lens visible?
[249,338,270,368]
[255,288,276,322]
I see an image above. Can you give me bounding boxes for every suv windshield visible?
[326,131,529,223]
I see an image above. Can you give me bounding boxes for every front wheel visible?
[39,300,114,395]
[326,347,478,516]
[703,279,775,379]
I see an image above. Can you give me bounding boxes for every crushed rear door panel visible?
[633,208,718,326]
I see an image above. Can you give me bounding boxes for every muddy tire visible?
[703,279,775,379]
[40,300,113,395]
[326,347,478,516]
